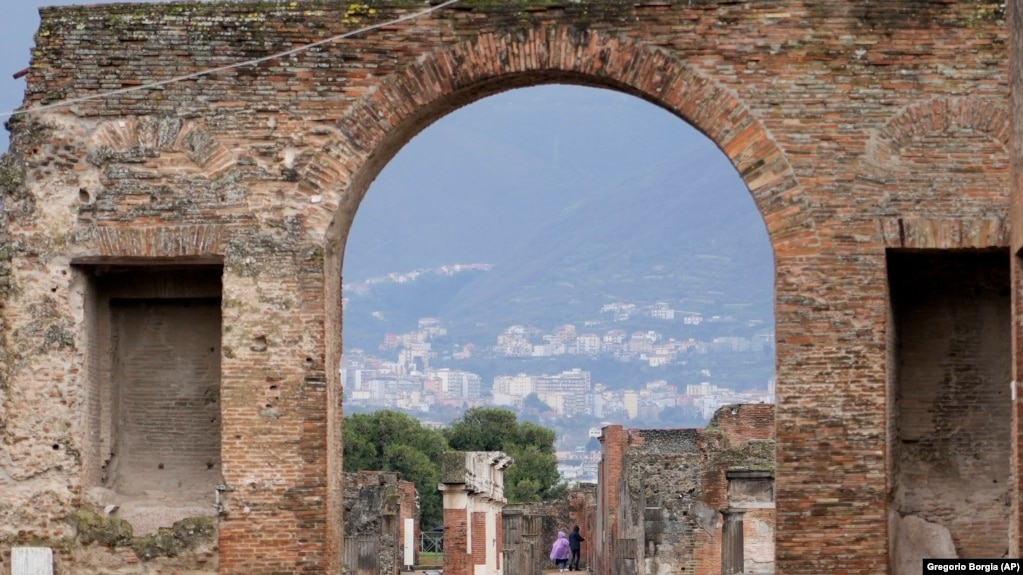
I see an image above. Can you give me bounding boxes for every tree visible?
[522,392,552,414]
[343,410,448,529]
[445,407,565,503]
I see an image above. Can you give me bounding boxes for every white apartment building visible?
[576,333,602,355]
[535,368,591,394]
[431,368,482,399]
[493,373,535,398]
[649,302,675,320]
[686,382,722,396]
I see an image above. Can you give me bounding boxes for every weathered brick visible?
[0,1,1014,574]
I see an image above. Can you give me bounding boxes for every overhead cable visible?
[0,0,462,119]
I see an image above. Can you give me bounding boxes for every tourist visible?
[568,525,585,571]
[550,530,571,572]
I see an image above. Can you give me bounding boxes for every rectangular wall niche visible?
[77,262,223,533]
[888,249,1010,564]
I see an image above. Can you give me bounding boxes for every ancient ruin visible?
[344,471,418,575]
[503,485,596,575]
[440,451,512,575]
[0,0,1020,574]
[595,404,775,575]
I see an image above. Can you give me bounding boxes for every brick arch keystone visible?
[318,27,817,255]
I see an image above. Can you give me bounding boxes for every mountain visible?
[341,84,773,350]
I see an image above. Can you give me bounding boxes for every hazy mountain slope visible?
[341,85,774,348]
[343,85,702,279]
[436,146,773,331]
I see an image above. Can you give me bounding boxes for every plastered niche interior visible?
[77,263,224,535]
[888,249,1011,566]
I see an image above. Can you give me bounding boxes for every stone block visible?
[11,547,53,575]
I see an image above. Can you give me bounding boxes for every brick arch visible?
[317,27,816,253]
[865,96,1010,167]
[862,97,1010,248]
[317,30,812,571]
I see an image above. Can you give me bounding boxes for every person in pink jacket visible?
[550,530,571,572]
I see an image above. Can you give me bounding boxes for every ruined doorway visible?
[76,262,224,534]
[888,249,1011,569]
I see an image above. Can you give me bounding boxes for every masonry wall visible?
[698,405,776,575]
[502,485,597,575]
[596,405,775,575]
[1010,0,1023,557]
[343,471,418,575]
[441,451,510,575]
[0,1,1013,573]
[596,424,627,575]
[84,269,222,487]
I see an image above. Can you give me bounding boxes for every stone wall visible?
[0,1,1015,573]
[596,404,775,575]
[502,485,597,575]
[343,471,418,575]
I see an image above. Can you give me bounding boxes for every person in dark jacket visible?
[568,525,585,571]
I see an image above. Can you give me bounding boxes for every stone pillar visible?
[721,509,745,575]
[440,451,512,575]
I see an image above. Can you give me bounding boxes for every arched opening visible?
[342,83,775,420]
[317,30,811,575]
[334,90,780,575]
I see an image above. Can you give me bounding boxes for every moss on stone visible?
[41,0,640,30]
[441,450,467,484]
[70,509,217,561]
[42,323,75,350]
[714,439,776,473]
[71,509,134,547]
[131,516,217,560]
[0,154,23,195]
[12,534,76,556]
[961,2,1004,27]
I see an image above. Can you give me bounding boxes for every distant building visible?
[623,390,639,419]
[649,302,676,320]
[535,368,591,394]
[431,368,482,399]
[576,333,602,355]
[493,373,534,406]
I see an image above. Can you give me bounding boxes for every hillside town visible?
[343,315,775,464]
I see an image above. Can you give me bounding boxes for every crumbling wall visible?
[441,451,511,575]
[502,484,596,575]
[623,429,703,575]
[79,267,225,538]
[343,471,418,575]
[700,405,776,575]
[596,424,626,575]
[598,404,775,575]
